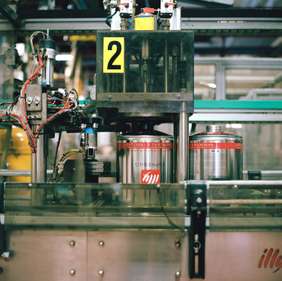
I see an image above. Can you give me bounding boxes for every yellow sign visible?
[135,16,155,31]
[103,37,125,73]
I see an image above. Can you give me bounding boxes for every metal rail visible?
[0,169,52,176]
[0,17,281,33]
[190,110,282,123]
[1,170,282,177]
[209,199,282,205]
[188,179,282,187]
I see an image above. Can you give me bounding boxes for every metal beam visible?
[0,1,20,28]
[22,17,282,34]
[190,110,282,123]
[0,17,281,33]
[195,57,282,69]
[0,18,282,35]
[181,17,282,33]
[0,19,13,31]
[22,18,108,32]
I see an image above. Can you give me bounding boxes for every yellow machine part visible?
[134,15,155,31]
[0,127,31,182]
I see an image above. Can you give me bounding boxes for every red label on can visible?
[118,142,172,150]
[141,169,160,184]
[189,142,242,150]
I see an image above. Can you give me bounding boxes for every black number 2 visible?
[107,41,122,70]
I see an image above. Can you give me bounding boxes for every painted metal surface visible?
[195,100,282,110]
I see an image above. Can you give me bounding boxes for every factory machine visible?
[0,1,281,281]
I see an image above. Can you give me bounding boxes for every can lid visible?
[120,130,173,137]
[191,125,242,140]
[118,131,173,141]
[206,125,224,133]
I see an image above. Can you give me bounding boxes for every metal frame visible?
[195,57,282,100]
[190,109,282,123]
[0,17,281,33]
[0,1,19,28]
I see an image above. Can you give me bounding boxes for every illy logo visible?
[258,248,282,273]
[141,169,160,185]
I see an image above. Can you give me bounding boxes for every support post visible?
[177,102,189,182]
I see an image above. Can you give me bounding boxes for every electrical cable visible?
[34,107,70,139]
[52,132,62,180]
[156,187,186,232]
[30,31,48,56]
[106,9,118,27]
[53,149,83,181]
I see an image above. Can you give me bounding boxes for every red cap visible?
[143,7,157,14]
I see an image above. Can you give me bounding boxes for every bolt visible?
[98,269,104,276]
[98,240,105,247]
[196,197,202,204]
[69,269,76,276]
[1,251,12,261]
[34,97,40,105]
[69,240,76,247]
[26,97,33,105]
[175,240,181,248]
[175,271,181,278]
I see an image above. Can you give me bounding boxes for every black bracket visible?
[0,182,5,255]
[247,170,262,180]
[187,184,207,279]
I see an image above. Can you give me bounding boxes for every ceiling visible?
[1,0,282,58]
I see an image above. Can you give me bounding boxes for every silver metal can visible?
[189,125,243,180]
[118,133,174,184]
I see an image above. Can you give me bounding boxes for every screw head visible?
[196,197,202,204]
[69,240,76,247]
[34,97,40,105]
[69,269,76,276]
[175,271,181,278]
[26,97,33,105]
[175,240,181,248]
[98,240,105,247]
[98,269,104,276]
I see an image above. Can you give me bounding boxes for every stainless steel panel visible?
[0,230,87,281]
[0,230,281,281]
[181,232,282,281]
[87,231,182,281]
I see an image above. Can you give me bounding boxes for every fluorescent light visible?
[226,124,242,129]
[199,82,217,89]
[207,83,216,89]
[55,53,73,62]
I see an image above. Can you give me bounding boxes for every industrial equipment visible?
[189,125,243,180]
[0,1,281,281]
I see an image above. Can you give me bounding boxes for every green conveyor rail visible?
[194,100,282,110]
